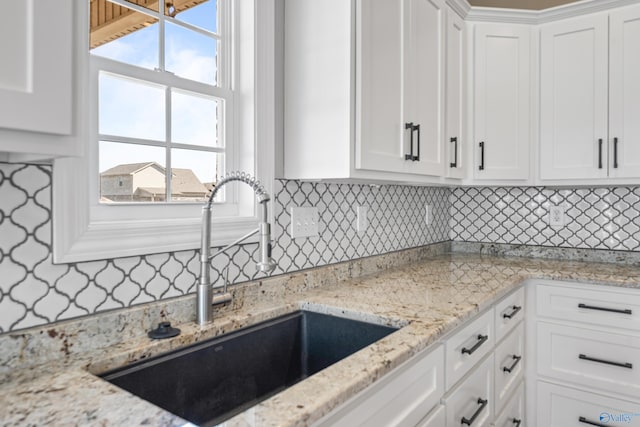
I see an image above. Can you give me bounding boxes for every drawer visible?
[495,287,525,342]
[535,281,640,331]
[494,381,524,427]
[446,309,495,389]
[537,321,640,399]
[314,344,444,427]
[494,323,525,414]
[416,405,445,427]
[445,354,493,427]
[537,381,640,427]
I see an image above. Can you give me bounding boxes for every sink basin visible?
[99,310,398,426]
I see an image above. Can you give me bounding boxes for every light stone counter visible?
[2,248,640,427]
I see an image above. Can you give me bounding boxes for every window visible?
[90,0,227,203]
[51,0,276,263]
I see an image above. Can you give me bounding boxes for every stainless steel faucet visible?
[197,172,277,325]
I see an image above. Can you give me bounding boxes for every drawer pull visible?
[503,355,522,373]
[579,416,608,427]
[512,419,522,427]
[461,398,488,426]
[579,354,633,369]
[503,305,522,319]
[578,303,632,315]
[461,334,489,355]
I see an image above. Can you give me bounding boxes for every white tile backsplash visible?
[0,163,450,333]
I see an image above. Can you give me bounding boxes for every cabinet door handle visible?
[512,419,522,427]
[579,416,609,427]
[598,138,603,169]
[461,334,488,355]
[579,353,633,369]
[503,305,522,319]
[413,124,421,161]
[461,398,488,426]
[578,303,632,315]
[405,122,414,161]
[450,137,458,168]
[503,355,522,373]
[614,137,619,169]
[479,141,485,170]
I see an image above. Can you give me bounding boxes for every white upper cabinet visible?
[284,0,450,183]
[358,0,447,176]
[403,0,446,177]
[539,13,609,180]
[473,23,531,181]
[0,1,72,135]
[540,4,640,181]
[609,4,640,179]
[0,0,82,161]
[445,7,466,179]
[356,0,405,174]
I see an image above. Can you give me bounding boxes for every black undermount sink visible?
[99,310,398,426]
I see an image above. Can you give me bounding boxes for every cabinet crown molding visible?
[466,0,640,24]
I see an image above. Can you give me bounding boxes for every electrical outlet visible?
[290,206,319,238]
[549,205,565,227]
[356,206,368,233]
[425,204,432,225]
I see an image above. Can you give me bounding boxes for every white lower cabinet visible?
[446,309,494,389]
[416,405,446,427]
[494,323,524,413]
[314,286,525,427]
[537,381,640,427]
[537,321,640,399]
[445,354,494,427]
[312,344,444,427]
[528,279,640,427]
[493,381,524,427]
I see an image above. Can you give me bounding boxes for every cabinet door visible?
[356,0,406,174]
[0,0,72,135]
[404,0,445,177]
[494,323,524,414]
[537,381,640,427]
[609,4,640,178]
[473,24,530,181]
[494,381,524,427]
[313,345,444,427]
[540,14,609,180]
[445,354,493,427]
[445,7,466,179]
[537,321,640,399]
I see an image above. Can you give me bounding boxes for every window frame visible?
[52,0,275,263]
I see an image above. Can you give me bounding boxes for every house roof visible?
[171,169,208,194]
[100,162,163,176]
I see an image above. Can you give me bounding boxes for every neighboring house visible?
[100,162,209,202]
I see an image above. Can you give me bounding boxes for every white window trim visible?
[52,0,275,264]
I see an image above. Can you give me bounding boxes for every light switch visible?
[290,206,319,238]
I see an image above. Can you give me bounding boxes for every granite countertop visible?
[2,251,640,427]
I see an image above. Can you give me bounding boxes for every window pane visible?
[90,0,159,70]
[99,141,167,203]
[166,0,217,33]
[99,73,165,141]
[171,90,219,147]
[165,22,218,86]
[170,149,222,202]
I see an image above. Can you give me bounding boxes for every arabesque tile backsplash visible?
[0,163,450,333]
[4,161,640,334]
